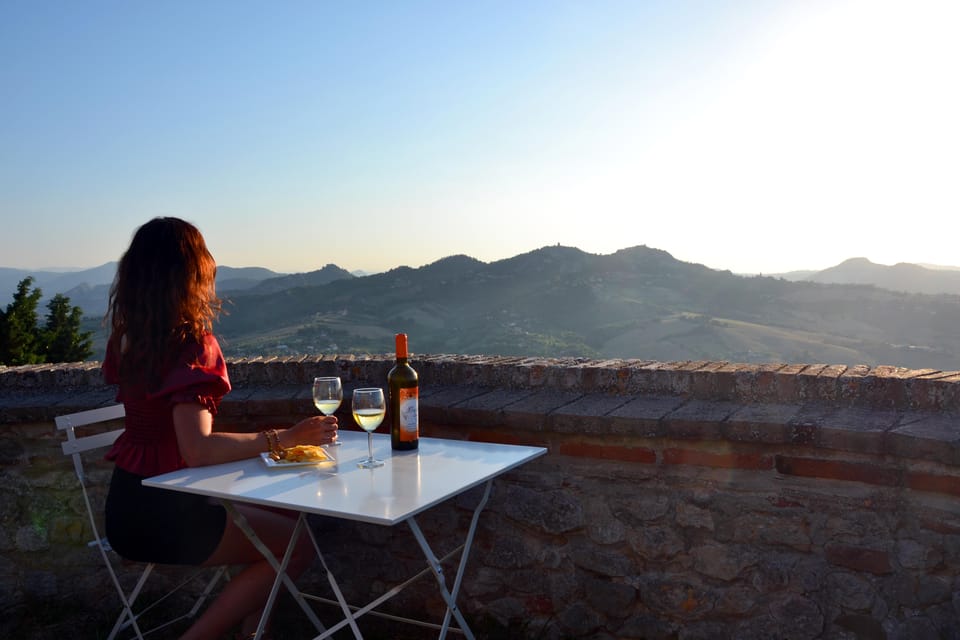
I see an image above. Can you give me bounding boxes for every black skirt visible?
[105,466,227,565]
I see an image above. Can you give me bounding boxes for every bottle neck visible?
[395,333,409,360]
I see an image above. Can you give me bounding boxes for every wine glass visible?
[352,387,385,468]
[312,377,342,446]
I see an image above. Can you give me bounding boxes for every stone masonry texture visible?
[1,355,959,639]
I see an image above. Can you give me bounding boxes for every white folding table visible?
[143,430,546,639]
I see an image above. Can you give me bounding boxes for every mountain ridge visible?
[5,252,960,302]
[8,247,960,370]
[206,245,960,370]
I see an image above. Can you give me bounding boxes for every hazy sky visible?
[2,0,957,275]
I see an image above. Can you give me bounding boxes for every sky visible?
[1,0,958,276]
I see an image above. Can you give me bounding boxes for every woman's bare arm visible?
[173,402,338,467]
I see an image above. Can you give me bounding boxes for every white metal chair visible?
[56,405,228,640]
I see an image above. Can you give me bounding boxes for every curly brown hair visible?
[107,217,222,388]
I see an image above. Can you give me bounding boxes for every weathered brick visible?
[796,364,829,401]
[550,395,631,434]
[818,407,897,455]
[723,403,796,443]
[663,448,773,471]
[458,427,538,447]
[888,413,960,466]
[556,439,656,464]
[661,400,736,440]
[905,471,960,497]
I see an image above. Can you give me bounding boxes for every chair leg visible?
[107,605,143,640]
[105,564,229,639]
[107,564,153,640]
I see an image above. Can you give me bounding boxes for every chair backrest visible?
[56,404,125,485]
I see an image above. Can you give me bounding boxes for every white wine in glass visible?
[312,376,342,446]
[352,387,385,468]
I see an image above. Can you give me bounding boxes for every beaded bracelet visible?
[264,428,282,459]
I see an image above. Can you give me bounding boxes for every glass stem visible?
[367,433,374,461]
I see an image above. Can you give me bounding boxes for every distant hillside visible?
[245,264,354,294]
[217,266,286,292]
[919,264,960,271]
[9,253,960,311]
[770,269,818,281]
[211,246,960,370]
[17,249,960,369]
[2,263,290,315]
[0,263,118,300]
[805,257,960,295]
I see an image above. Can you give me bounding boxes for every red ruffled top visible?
[103,333,231,477]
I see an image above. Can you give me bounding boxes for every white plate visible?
[259,451,334,468]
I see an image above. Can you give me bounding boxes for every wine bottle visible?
[388,333,419,450]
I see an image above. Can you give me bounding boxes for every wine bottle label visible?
[398,387,419,441]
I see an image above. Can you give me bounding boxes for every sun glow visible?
[609,0,960,273]
[2,0,957,274]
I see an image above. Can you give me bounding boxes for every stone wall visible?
[2,355,959,639]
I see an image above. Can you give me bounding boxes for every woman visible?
[103,217,337,639]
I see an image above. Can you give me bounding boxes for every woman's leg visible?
[178,504,315,640]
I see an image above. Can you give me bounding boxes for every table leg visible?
[407,479,492,640]
[299,545,468,637]
[220,501,326,639]
[303,524,364,639]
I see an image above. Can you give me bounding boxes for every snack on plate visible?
[279,444,330,463]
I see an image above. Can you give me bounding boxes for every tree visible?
[42,293,93,363]
[0,277,44,365]
[0,277,93,365]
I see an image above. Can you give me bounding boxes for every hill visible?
[1,263,295,315]
[210,246,960,370]
[13,248,960,369]
[805,257,960,295]
[0,262,119,302]
[245,264,354,294]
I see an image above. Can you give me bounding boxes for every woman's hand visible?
[281,415,339,448]
[173,402,339,466]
